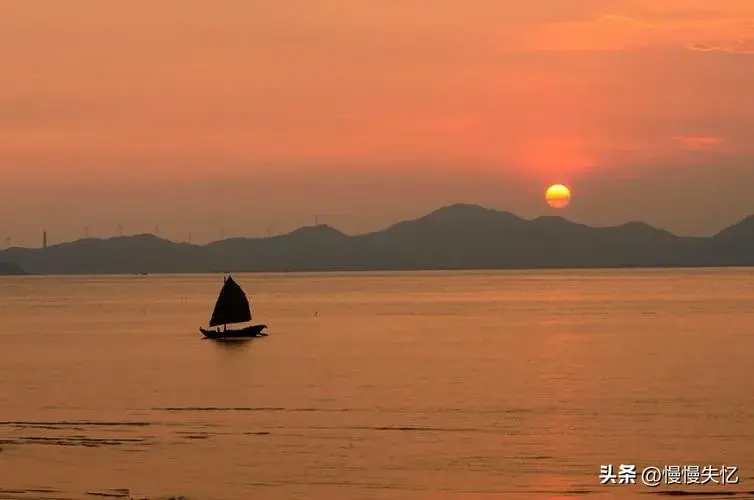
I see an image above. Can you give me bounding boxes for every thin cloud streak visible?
[672,136,724,150]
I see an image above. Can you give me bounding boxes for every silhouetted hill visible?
[701,215,754,266]
[203,224,416,271]
[1,204,753,274]
[0,261,26,275]
[361,205,701,269]
[0,234,199,274]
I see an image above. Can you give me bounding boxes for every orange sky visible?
[2,0,753,245]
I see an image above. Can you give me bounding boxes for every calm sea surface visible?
[2,269,754,499]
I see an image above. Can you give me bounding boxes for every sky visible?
[2,0,754,246]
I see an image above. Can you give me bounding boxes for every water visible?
[1,269,754,499]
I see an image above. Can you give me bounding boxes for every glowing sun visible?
[545,184,572,209]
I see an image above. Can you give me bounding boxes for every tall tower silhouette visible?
[42,230,47,249]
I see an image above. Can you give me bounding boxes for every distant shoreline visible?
[3,263,753,278]
[2,204,754,275]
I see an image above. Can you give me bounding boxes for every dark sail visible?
[209,276,252,327]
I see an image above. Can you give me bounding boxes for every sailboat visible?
[199,275,268,339]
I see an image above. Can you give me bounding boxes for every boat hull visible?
[200,324,268,339]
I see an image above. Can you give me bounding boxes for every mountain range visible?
[2,203,754,275]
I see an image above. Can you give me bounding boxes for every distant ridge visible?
[2,203,754,274]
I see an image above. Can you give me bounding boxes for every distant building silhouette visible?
[313,213,349,226]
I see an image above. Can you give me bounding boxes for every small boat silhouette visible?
[199,275,268,339]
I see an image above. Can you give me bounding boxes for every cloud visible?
[672,135,724,150]
[598,13,668,29]
[509,1,754,53]
[688,39,754,54]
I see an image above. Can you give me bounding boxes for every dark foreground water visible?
[2,269,754,499]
